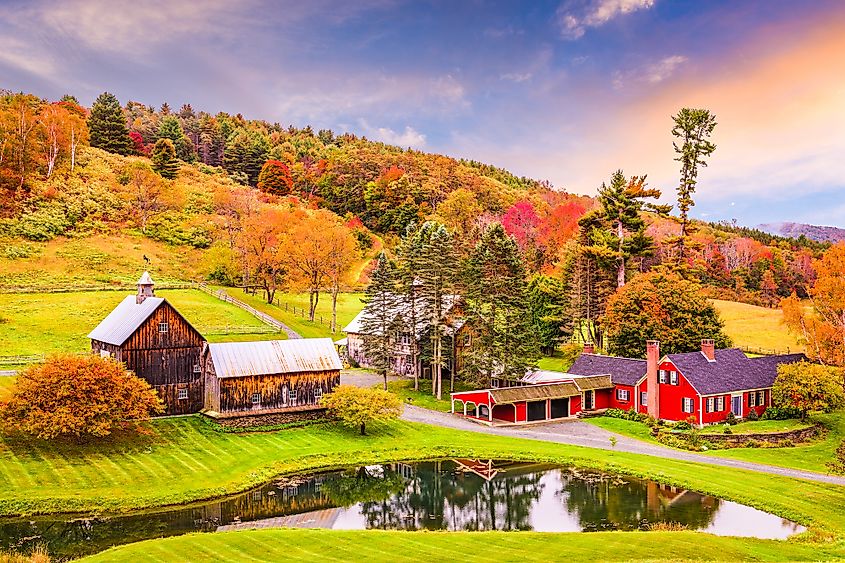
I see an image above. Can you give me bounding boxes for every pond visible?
[0,460,804,559]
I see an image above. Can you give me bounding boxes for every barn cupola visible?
[136,271,155,304]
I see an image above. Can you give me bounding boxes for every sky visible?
[2,0,844,228]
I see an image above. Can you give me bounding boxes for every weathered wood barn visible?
[88,272,205,415]
[202,338,342,418]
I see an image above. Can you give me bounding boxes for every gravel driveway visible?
[401,405,845,486]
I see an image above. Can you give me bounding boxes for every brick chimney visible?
[646,340,660,419]
[583,342,595,354]
[136,271,155,304]
[701,338,715,362]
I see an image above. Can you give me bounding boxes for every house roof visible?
[567,353,646,386]
[87,295,166,345]
[207,338,343,378]
[667,349,806,395]
[490,382,580,404]
[572,374,614,391]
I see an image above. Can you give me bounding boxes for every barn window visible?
[158,322,168,333]
[100,349,111,358]
[314,388,323,402]
[177,389,188,400]
[251,393,261,405]
[289,389,297,404]
[193,364,201,373]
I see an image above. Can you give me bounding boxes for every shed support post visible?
[450,398,454,414]
[463,403,467,416]
[488,403,493,422]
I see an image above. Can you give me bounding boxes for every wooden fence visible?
[195,283,301,338]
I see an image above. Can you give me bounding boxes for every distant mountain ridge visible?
[757,221,845,243]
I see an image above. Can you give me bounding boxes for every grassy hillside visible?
[711,299,803,353]
[0,289,282,359]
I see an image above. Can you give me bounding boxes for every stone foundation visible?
[210,409,328,429]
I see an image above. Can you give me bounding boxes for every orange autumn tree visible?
[782,242,845,368]
[238,206,294,303]
[0,354,163,440]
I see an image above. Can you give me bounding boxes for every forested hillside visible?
[0,89,831,325]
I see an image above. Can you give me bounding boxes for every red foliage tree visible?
[257,159,294,196]
[129,131,149,156]
[501,200,540,251]
[0,354,163,440]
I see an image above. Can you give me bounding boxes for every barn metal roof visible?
[87,295,165,346]
[207,338,343,378]
[489,382,580,404]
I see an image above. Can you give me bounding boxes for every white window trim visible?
[158,322,168,333]
[177,389,188,400]
[669,371,679,386]
[706,397,715,413]
[682,397,694,414]
[251,393,261,405]
[658,370,667,384]
[193,364,201,373]
[640,391,647,407]
[616,389,629,401]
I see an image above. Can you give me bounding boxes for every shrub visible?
[0,354,163,440]
[761,406,802,420]
[603,408,648,423]
[322,385,403,435]
[773,362,845,421]
[725,412,738,425]
[747,408,759,421]
[745,439,762,448]
[673,420,692,431]
[723,425,732,435]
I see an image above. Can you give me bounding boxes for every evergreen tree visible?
[88,92,131,155]
[461,223,539,387]
[158,116,195,162]
[581,170,669,288]
[151,138,178,179]
[396,223,424,390]
[416,222,459,399]
[224,128,268,185]
[671,108,717,261]
[527,274,570,355]
[361,253,402,390]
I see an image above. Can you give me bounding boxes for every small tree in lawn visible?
[0,354,163,440]
[361,252,402,389]
[772,362,845,421]
[322,385,403,435]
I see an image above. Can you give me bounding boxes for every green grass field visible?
[0,289,284,359]
[0,415,843,561]
[710,299,802,353]
[217,287,364,339]
[587,412,843,474]
[81,528,845,563]
[700,419,810,435]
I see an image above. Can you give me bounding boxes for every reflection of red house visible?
[451,340,804,427]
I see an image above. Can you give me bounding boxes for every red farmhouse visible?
[450,340,804,426]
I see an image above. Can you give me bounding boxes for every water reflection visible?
[0,460,803,559]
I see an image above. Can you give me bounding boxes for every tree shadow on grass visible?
[0,421,165,459]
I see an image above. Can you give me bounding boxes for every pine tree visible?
[396,223,424,390]
[461,223,539,387]
[151,138,178,179]
[158,116,195,162]
[361,253,401,390]
[416,222,459,399]
[671,108,717,261]
[88,92,132,155]
[581,170,669,288]
[527,274,570,355]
